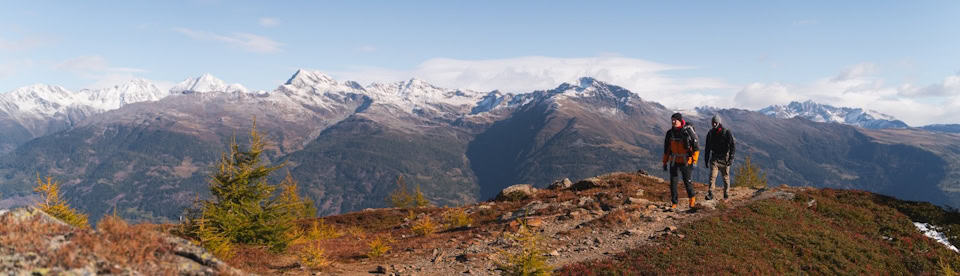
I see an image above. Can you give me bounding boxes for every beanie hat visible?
[671,113,683,121]
[712,115,722,125]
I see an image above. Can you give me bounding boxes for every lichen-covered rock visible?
[496,184,537,201]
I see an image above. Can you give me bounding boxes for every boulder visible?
[548,178,573,190]
[496,184,537,201]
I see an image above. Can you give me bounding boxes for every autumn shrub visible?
[412,215,438,236]
[366,235,393,258]
[734,156,767,189]
[346,226,366,239]
[444,208,473,228]
[304,219,343,240]
[298,241,332,270]
[89,214,174,268]
[497,221,552,276]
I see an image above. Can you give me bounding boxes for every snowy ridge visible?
[0,80,170,118]
[170,73,249,94]
[552,77,634,100]
[0,74,249,122]
[0,71,635,132]
[81,79,169,110]
[276,69,499,115]
[758,100,909,129]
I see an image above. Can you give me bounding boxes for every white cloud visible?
[734,63,960,125]
[357,45,377,53]
[901,74,960,98]
[733,82,796,109]
[331,56,735,107]
[259,17,279,27]
[832,62,878,82]
[174,28,282,53]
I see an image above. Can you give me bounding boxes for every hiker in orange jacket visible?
[662,112,699,210]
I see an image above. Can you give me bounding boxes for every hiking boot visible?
[689,197,696,208]
[705,192,714,201]
[671,204,678,210]
[724,194,729,200]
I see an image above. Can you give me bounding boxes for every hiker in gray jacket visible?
[703,115,735,201]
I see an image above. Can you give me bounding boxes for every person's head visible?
[671,113,683,128]
[712,115,722,129]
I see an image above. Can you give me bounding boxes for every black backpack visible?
[683,123,699,152]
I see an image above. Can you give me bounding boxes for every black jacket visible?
[704,124,735,164]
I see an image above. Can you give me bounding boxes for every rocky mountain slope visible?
[922,124,960,133]
[1,73,959,223]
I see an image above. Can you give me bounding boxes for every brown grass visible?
[0,212,177,274]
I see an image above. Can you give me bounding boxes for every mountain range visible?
[0,72,958,222]
[757,100,910,129]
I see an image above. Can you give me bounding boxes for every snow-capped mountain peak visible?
[554,77,633,100]
[82,79,170,110]
[1,84,76,116]
[0,78,179,121]
[170,73,249,94]
[759,100,909,129]
[285,69,338,88]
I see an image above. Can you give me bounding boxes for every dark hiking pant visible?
[709,160,731,198]
[669,163,695,204]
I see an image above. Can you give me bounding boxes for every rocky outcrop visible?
[0,207,244,275]
[496,184,538,201]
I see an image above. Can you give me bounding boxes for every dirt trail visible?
[320,173,769,276]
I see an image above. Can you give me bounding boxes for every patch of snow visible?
[914,222,959,252]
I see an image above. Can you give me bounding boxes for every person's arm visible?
[662,131,670,170]
[727,129,736,163]
[703,131,712,167]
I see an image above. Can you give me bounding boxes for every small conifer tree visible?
[187,120,313,254]
[497,220,552,276]
[734,156,768,189]
[278,170,318,219]
[387,175,431,208]
[413,184,430,207]
[388,175,414,208]
[34,175,89,228]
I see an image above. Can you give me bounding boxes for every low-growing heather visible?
[559,188,960,275]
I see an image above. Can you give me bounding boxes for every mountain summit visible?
[170,73,249,94]
[759,100,909,129]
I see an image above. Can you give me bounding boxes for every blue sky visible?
[2,1,958,124]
